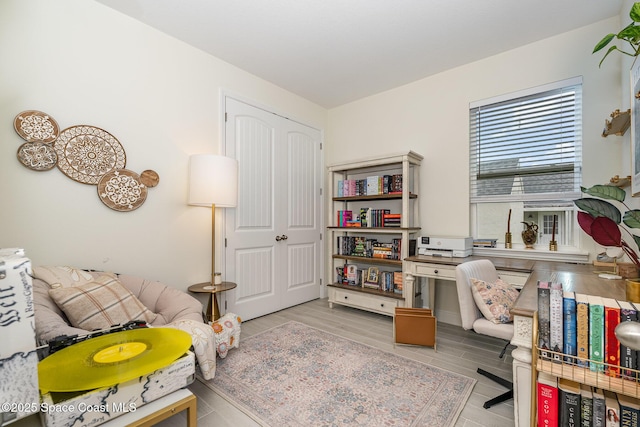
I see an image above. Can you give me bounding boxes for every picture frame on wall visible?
[631,58,640,196]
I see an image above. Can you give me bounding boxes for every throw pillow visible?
[48,276,157,330]
[33,265,116,289]
[470,277,519,324]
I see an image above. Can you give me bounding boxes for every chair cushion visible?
[48,275,157,330]
[470,277,519,324]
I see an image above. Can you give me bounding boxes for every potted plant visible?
[593,2,640,67]
[574,184,640,267]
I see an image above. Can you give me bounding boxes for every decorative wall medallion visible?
[14,111,59,143]
[139,170,160,188]
[55,125,126,185]
[17,142,57,171]
[97,169,147,212]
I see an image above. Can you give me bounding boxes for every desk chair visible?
[455,259,514,409]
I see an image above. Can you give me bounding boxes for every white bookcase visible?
[326,151,422,316]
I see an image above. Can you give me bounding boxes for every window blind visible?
[469,78,582,203]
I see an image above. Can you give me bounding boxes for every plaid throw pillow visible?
[48,276,157,330]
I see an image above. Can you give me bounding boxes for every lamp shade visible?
[188,154,238,207]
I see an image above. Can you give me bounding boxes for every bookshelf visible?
[326,151,422,316]
[532,311,640,426]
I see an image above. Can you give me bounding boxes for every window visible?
[469,77,582,249]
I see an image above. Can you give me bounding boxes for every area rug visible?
[201,321,476,426]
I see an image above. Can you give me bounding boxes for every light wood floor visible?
[156,298,517,427]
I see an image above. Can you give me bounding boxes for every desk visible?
[403,255,626,427]
[188,281,237,321]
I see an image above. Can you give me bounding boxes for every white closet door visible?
[224,97,322,321]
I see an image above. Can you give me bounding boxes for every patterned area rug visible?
[201,321,476,426]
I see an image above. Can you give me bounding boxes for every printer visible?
[417,236,473,258]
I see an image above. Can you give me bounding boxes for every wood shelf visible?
[332,254,402,267]
[332,193,417,202]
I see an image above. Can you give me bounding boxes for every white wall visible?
[0,0,326,291]
[326,17,630,323]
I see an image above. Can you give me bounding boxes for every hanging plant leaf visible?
[631,2,640,22]
[574,198,622,223]
[581,185,626,202]
[577,211,595,236]
[624,209,640,228]
[590,216,622,247]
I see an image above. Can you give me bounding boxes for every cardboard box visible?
[394,307,436,349]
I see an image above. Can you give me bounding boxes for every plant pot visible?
[626,279,640,304]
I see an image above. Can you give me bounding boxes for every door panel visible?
[224,97,322,320]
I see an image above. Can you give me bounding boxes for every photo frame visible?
[631,58,640,196]
[365,266,379,285]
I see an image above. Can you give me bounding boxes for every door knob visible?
[275,234,288,241]
[275,235,282,241]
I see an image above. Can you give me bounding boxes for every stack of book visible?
[335,265,402,293]
[473,238,497,248]
[537,373,640,427]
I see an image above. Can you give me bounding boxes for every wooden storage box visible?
[394,307,436,349]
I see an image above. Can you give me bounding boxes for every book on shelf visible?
[550,282,564,363]
[537,371,559,427]
[563,291,577,364]
[617,300,639,381]
[602,297,621,378]
[337,210,353,227]
[366,176,379,195]
[593,387,606,427]
[580,384,593,427]
[576,293,590,368]
[588,295,605,373]
[604,390,620,427]
[538,281,551,361]
[618,393,640,427]
[558,378,582,427]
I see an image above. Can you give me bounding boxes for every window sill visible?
[472,245,589,264]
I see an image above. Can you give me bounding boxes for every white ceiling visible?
[95,0,622,108]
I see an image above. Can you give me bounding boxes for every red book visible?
[537,372,559,427]
[602,297,621,378]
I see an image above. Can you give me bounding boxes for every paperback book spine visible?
[576,293,590,368]
[538,281,551,361]
[618,300,638,381]
[588,295,605,373]
[550,282,564,363]
[563,291,577,364]
[602,297,621,378]
[537,372,559,427]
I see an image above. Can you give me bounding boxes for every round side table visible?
[188,281,237,322]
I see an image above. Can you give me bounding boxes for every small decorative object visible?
[213,272,222,285]
[97,169,147,212]
[14,110,59,143]
[549,215,558,251]
[505,209,512,249]
[626,279,640,304]
[54,125,126,185]
[140,169,160,187]
[17,141,57,171]
[521,221,538,249]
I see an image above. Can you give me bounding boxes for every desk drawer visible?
[412,263,456,280]
[329,288,399,315]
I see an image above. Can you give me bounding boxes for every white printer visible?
[417,236,473,258]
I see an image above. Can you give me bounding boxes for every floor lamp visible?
[188,154,238,289]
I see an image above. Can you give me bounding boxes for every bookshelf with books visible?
[533,288,640,427]
[327,151,422,316]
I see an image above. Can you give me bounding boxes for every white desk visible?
[403,255,627,427]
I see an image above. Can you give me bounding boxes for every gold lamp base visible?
[549,241,558,251]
